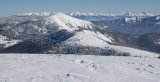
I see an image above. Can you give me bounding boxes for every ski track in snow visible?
[0,54,160,82]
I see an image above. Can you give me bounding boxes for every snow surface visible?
[65,30,159,58]
[0,35,20,48]
[156,39,160,44]
[156,16,160,20]
[46,13,93,31]
[156,22,160,25]
[124,17,137,23]
[0,54,159,82]
[65,30,113,47]
[109,45,159,58]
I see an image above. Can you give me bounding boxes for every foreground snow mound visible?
[0,54,159,82]
[47,13,93,31]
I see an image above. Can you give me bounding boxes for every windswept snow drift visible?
[0,54,159,82]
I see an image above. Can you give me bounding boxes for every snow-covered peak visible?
[47,13,93,31]
[121,16,145,23]
[69,12,98,16]
[17,12,55,16]
[68,12,117,16]
[68,12,154,17]
[17,12,155,17]
[124,17,137,23]
[122,12,154,17]
[156,16,160,20]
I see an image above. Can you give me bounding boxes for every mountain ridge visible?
[17,12,155,17]
[0,12,160,56]
[46,13,93,31]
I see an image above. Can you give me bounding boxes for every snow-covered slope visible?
[46,13,93,31]
[0,35,20,48]
[65,30,159,57]
[0,54,159,82]
[0,12,159,56]
[65,30,113,47]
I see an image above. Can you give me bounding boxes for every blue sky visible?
[0,0,160,16]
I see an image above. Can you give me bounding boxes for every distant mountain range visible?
[0,12,160,55]
[92,15,160,35]
[17,12,155,21]
[68,12,154,21]
[18,12,154,17]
